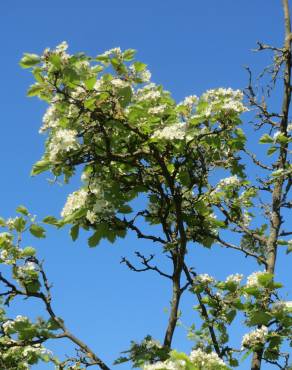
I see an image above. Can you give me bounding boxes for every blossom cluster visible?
[47,129,79,161]
[142,349,228,370]
[241,326,268,349]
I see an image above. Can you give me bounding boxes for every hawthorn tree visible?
[0,0,291,369]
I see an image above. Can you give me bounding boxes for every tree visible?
[0,1,291,369]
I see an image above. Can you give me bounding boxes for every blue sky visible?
[0,1,291,369]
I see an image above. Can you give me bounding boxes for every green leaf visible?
[248,311,272,326]
[88,231,101,247]
[49,54,62,68]
[42,216,59,226]
[123,49,136,61]
[29,224,46,238]
[31,160,50,176]
[16,205,29,216]
[267,146,278,156]
[19,53,40,68]
[117,86,132,107]
[287,244,292,254]
[70,224,79,241]
[27,84,44,97]
[257,272,274,287]
[259,133,273,144]
[14,217,26,232]
[85,76,96,90]
[133,61,147,72]
[22,247,36,257]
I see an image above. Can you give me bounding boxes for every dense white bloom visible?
[40,105,60,133]
[56,41,68,53]
[242,210,251,227]
[241,326,268,349]
[111,78,129,88]
[217,175,240,188]
[102,47,122,57]
[143,360,186,370]
[148,104,167,114]
[178,95,199,107]
[200,88,248,118]
[189,349,227,369]
[2,320,14,333]
[194,273,215,284]
[246,271,267,288]
[226,273,243,284]
[61,189,88,218]
[152,123,186,140]
[6,218,16,229]
[273,300,292,312]
[136,90,161,102]
[48,129,79,161]
[86,210,97,224]
[140,69,151,82]
[17,262,38,279]
[0,249,8,260]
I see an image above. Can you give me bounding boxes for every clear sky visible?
[0,1,290,369]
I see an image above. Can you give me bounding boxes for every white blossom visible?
[189,348,228,369]
[61,189,88,218]
[287,123,292,132]
[111,78,129,88]
[56,41,68,53]
[136,90,161,102]
[194,273,215,284]
[140,69,151,82]
[40,105,60,133]
[86,210,97,224]
[148,104,167,115]
[178,95,198,107]
[217,175,240,188]
[101,47,122,57]
[152,122,186,140]
[241,326,268,349]
[226,273,243,284]
[48,129,79,161]
[242,210,251,227]
[246,271,267,288]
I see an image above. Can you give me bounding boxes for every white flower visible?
[0,249,8,260]
[226,273,243,284]
[152,122,186,140]
[136,90,161,102]
[194,273,215,284]
[246,271,267,288]
[287,123,292,132]
[40,105,60,133]
[61,189,88,218]
[101,47,122,57]
[242,210,251,227]
[2,320,14,332]
[86,210,97,224]
[111,78,129,88]
[179,95,198,107]
[140,69,151,82]
[241,326,268,349]
[217,175,240,188]
[148,104,167,115]
[56,41,68,53]
[48,129,79,161]
[189,348,228,369]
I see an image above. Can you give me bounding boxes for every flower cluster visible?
[61,189,88,218]
[152,122,187,140]
[194,273,215,285]
[200,88,248,118]
[225,273,243,284]
[47,129,79,161]
[246,271,267,288]
[189,349,228,369]
[241,326,268,349]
